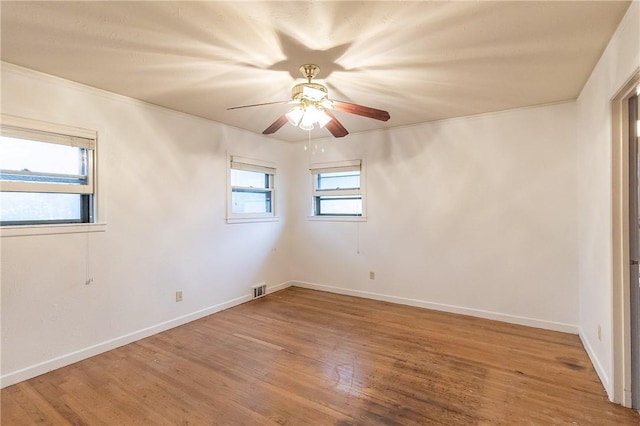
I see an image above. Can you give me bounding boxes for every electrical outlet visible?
[597,324,601,341]
[369,271,376,280]
[176,291,183,302]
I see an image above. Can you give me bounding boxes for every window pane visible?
[0,192,84,223]
[230,169,269,189]
[231,189,272,214]
[317,172,360,190]
[0,136,87,177]
[316,196,362,215]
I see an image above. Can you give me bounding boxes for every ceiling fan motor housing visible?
[291,82,328,101]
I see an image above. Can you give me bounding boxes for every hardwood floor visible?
[2,287,639,425]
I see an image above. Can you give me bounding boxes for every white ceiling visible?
[0,1,631,142]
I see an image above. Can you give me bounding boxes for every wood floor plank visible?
[2,287,639,425]
[4,381,72,425]
[0,386,57,426]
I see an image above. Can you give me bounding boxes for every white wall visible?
[288,101,579,332]
[0,63,294,386]
[576,1,639,400]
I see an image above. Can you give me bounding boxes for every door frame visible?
[611,70,639,407]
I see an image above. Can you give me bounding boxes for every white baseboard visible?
[267,280,294,294]
[1,280,575,388]
[1,281,291,388]
[291,281,579,334]
[578,327,612,400]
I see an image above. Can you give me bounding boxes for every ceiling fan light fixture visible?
[288,103,332,131]
[300,107,317,130]
[316,109,332,128]
[285,106,304,126]
[304,104,321,122]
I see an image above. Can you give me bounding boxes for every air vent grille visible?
[252,283,267,299]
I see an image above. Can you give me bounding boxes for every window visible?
[0,115,97,226]
[228,156,276,222]
[310,160,365,219]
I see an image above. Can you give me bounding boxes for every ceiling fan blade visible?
[323,110,348,138]
[331,100,390,122]
[227,100,290,110]
[262,115,289,135]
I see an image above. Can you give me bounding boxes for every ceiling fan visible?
[227,64,390,138]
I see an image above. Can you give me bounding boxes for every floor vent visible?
[252,283,267,299]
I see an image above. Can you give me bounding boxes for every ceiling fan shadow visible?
[266,30,351,81]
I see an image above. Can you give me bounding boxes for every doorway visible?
[630,91,640,409]
[612,73,640,408]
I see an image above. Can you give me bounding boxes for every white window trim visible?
[1,114,105,236]
[307,215,367,223]
[2,114,97,144]
[308,159,367,221]
[227,155,278,224]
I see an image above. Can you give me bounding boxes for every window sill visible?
[1,222,107,237]
[226,216,280,224]
[307,216,367,222]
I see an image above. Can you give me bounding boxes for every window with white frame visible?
[0,115,97,226]
[310,160,365,218]
[228,156,276,222]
